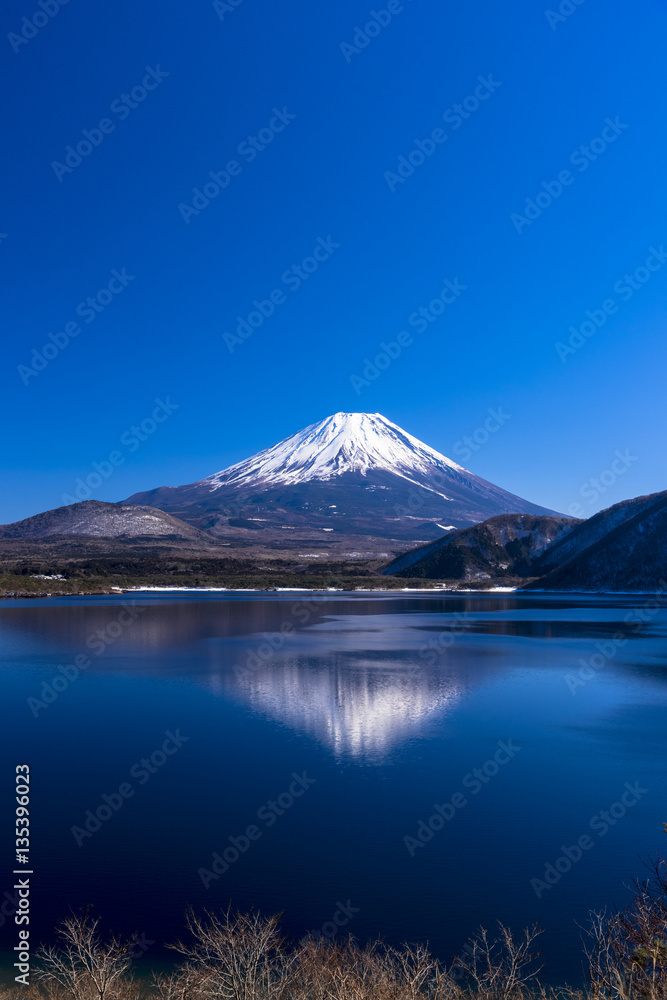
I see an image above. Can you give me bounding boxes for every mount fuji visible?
[125,412,562,547]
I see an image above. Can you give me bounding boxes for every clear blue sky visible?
[2,0,666,523]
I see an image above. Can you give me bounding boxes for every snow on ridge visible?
[201,412,468,490]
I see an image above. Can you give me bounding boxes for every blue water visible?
[1,591,666,983]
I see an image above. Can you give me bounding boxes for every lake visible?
[1,591,666,984]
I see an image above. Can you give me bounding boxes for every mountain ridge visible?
[382,490,667,592]
[383,513,578,581]
[125,411,563,546]
[0,500,220,547]
[524,490,667,592]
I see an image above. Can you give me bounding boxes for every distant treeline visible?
[0,552,464,598]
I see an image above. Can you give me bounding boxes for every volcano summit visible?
[125,412,560,548]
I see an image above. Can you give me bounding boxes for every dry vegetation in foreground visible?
[4,857,667,1000]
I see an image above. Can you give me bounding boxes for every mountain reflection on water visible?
[3,591,664,762]
[2,591,667,985]
[221,651,465,758]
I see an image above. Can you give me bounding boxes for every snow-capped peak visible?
[202,412,467,491]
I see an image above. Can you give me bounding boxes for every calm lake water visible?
[1,591,666,983]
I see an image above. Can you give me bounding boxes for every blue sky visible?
[2,0,666,523]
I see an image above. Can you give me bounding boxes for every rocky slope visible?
[525,490,667,592]
[383,513,578,581]
[0,501,219,547]
[383,490,667,592]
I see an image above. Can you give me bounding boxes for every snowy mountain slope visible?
[0,501,218,544]
[125,412,563,545]
[204,413,465,493]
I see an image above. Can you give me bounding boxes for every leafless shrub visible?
[22,859,667,1000]
[34,911,144,1000]
[288,936,441,1000]
[165,907,289,1000]
[583,857,667,1000]
[452,923,543,1000]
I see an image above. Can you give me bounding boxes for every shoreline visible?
[2,584,666,602]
